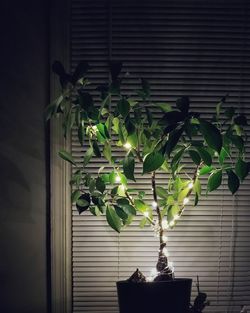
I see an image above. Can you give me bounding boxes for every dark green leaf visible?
[207,170,222,192]
[83,146,94,167]
[230,135,244,153]
[196,147,212,166]
[171,147,185,171]
[114,206,128,220]
[117,98,130,118]
[164,127,184,157]
[106,206,122,232]
[72,61,90,84]
[161,111,185,126]
[93,140,101,157]
[154,103,172,112]
[176,96,189,114]
[235,158,249,181]
[123,156,135,181]
[125,118,136,136]
[103,141,112,163]
[227,170,240,194]
[143,152,165,174]
[145,108,153,126]
[79,92,93,112]
[188,150,201,165]
[199,120,222,153]
[96,176,105,193]
[76,194,90,214]
[194,193,199,206]
[58,150,76,166]
[234,114,248,126]
[96,123,110,140]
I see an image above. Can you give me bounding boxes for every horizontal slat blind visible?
[70,1,250,312]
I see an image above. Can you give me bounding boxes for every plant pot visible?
[116,278,192,313]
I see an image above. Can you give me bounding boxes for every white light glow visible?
[163,247,169,256]
[115,176,121,183]
[169,220,175,227]
[144,211,149,218]
[152,201,157,208]
[123,142,132,150]
[162,219,168,229]
[173,214,180,221]
[188,182,194,189]
[162,235,168,242]
[183,197,189,205]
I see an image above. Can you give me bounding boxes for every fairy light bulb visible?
[169,220,175,227]
[115,175,121,183]
[123,142,132,150]
[183,197,189,205]
[163,247,169,256]
[162,235,168,242]
[152,201,157,208]
[188,182,194,189]
[162,219,168,230]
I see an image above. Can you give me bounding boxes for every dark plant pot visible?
[116,278,192,313]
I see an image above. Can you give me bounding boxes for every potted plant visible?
[46,61,249,313]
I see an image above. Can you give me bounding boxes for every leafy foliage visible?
[47,61,249,236]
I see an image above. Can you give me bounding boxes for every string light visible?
[115,175,121,183]
[183,197,189,205]
[188,182,194,189]
[162,235,168,242]
[152,201,157,208]
[169,220,175,227]
[162,219,169,230]
[123,142,132,150]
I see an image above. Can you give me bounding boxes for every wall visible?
[0,1,49,312]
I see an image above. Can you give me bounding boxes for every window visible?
[51,1,250,313]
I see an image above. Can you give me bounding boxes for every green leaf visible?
[235,158,249,181]
[177,187,190,203]
[154,103,172,112]
[207,170,222,192]
[156,186,168,199]
[125,118,136,136]
[199,165,213,176]
[114,206,128,220]
[167,204,180,224]
[103,141,112,163]
[58,150,76,166]
[96,123,110,140]
[176,96,189,114]
[83,146,94,167]
[93,140,101,157]
[145,108,153,126]
[227,170,240,194]
[96,176,106,193]
[79,92,93,112]
[196,147,212,166]
[143,152,165,174]
[123,156,135,181]
[188,150,201,165]
[164,127,184,157]
[116,200,136,215]
[106,206,122,233]
[71,190,81,203]
[229,135,244,154]
[78,120,84,146]
[199,120,222,153]
[193,178,201,196]
[234,114,248,126]
[171,147,186,171]
[161,111,185,126]
[117,98,130,118]
[219,147,229,165]
[134,199,148,213]
[76,194,90,214]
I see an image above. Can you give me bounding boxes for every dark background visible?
[0,1,49,312]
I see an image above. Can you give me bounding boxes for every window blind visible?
[70,1,250,312]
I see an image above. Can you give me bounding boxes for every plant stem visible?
[151,171,165,252]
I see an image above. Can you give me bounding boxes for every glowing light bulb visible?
[144,211,149,218]
[183,197,189,205]
[188,182,194,189]
[152,201,157,208]
[123,142,132,150]
[163,247,169,256]
[162,219,168,230]
[162,235,168,242]
[169,220,175,227]
[115,176,121,183]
